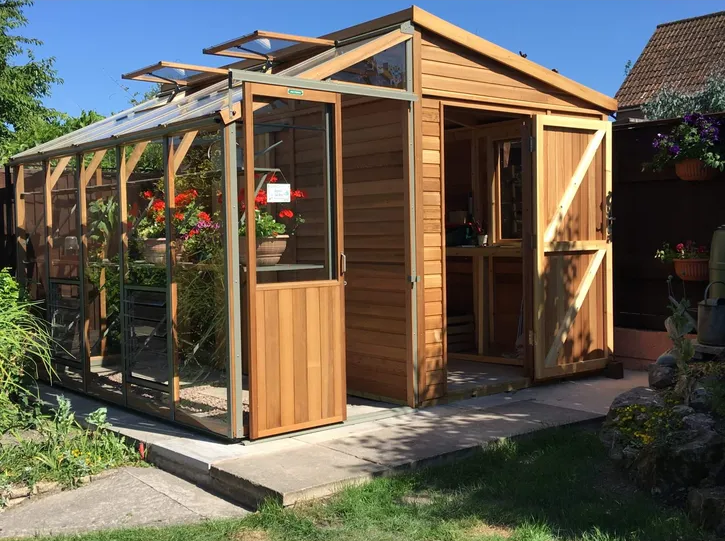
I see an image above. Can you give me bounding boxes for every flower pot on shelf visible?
[239,235,289,267]
[142,238,167,265]
[675,159,716,181]
[673,258,709,282]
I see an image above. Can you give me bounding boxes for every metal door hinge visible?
[528,136,536,152]
[407,275,420,283]
[528,330,535,346]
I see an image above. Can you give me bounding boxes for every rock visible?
[688,486,725,535]
[683,413,716,432]
[649,364,676,389]
[669,429,725,488]
[689,384,713,412]
[609,386,665,412]
[672,405,696,418]
[657,352,678,368]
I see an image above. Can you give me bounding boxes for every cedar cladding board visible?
[615,11,725,110]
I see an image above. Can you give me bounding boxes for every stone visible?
[669,429,725,488]
[689,384,713,412]
[648,364,676,389]
[609,386,665,413]
[683,413,716,432]
[656,352,678,368]
[688,486,725,535]
[672,405,696,418]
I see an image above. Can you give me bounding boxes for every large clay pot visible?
[239,235,289,267]
[143,238,167,265]
[675,159,716,181]
[673,258,709,282]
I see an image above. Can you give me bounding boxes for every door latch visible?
[340,252,347,275]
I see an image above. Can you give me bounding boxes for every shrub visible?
[0,268,52,432]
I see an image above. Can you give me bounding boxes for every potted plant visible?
[650,113,725,181]
[655,240,710,281]
[134,189,209,265]
[238,179,306,267]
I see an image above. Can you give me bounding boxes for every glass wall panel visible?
[169,128,229,435]
[122,140,171,415]
[48,282,82,365]
[329,42,406,89]
[19,163,47,303]
[239,99,334,284]
[497,140,523,240]
[82,150,123,402]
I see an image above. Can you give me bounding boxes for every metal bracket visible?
[528,136,536,152]
[407,275,420,283]
[400,21,415,35]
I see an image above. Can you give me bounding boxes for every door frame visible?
[243,81,346,439]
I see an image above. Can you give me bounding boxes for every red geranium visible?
[197,211,211,222]
[279,209,294,219]
[174,212,185,221]
[291,189,306,200]
[142,190,154,199]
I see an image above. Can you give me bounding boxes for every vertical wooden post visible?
[333,95,347,419]
[244,82,260,439]
[222,123,244,438]
[14,165,25,287]
[78,153,91,390]
[118,146,129,406]
[604,123,614,359]
[165,136,179,418]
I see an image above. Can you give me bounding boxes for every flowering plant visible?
[134,189,208,240]
[650,113,725,171]
[238,175,306,237]
[181,215,222,261]
[655,240,709,263]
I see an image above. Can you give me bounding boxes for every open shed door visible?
[530,115,612,380]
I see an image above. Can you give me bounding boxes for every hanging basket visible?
[673,258,709,282]
[675,159,716,181]
[239,235,289,267]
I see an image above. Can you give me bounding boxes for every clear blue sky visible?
[26,0,725,116]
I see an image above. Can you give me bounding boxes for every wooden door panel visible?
[533,116,612,380]
[254,284,344,438]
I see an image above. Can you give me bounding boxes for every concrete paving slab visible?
[317,402,599,468]
[0,467,248,538]
[211,444,386,507]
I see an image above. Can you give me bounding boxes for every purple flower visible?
[670,144,681,155]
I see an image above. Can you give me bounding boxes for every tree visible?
[642,74,725,120]
[0,0,62,154]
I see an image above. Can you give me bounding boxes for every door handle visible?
[340,252,347,275]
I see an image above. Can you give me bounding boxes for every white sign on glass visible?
[267,183,291,203]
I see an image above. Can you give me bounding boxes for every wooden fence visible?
[613,113,725,331]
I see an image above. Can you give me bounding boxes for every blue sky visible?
[26,0,725,116]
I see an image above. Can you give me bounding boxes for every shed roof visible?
[615,10,725,110]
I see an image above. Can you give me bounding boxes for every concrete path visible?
[0,467,248,538]
[35,371,648,510]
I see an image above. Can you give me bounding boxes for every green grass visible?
[25,426,711,541]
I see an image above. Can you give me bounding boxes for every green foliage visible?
[0,397,141,498]
[0,0,62,160]
[87,196,119,258]
[240,209,287,237]
[642,74,725,120]
[608,402,682,448]
[0,268,51,432]
[655,240,709,263]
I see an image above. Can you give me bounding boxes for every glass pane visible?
[240,98,334,283]
[169,129,229,435]
[50,157,79,279]
[127,383,171,420]
[123,140,169,387]
[329,42,406,89]
[498,140,523,240]
[241,37,296,55]
[52,363,84,392]
[150,66,204,82]
[48,282,82,365]
[19,163,47,303]
[83,150,123,402]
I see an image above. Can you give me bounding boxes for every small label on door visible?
[267,183,291,203]
[287,88,304,96]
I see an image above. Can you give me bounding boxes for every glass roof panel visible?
[150,66,204,82]
[238,37,297,56]
[204,31,333,60]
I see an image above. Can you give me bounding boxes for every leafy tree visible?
[0,0,62,158]
[642,74,725,120]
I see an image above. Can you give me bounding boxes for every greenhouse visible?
[12,7,617,440]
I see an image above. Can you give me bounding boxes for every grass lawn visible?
[32,426,711,541]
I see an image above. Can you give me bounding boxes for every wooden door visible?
[529,115,612,380]
[244,83,346,439]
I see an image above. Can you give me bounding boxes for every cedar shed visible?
[11,7,617,440]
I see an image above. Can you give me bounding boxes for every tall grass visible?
[0,268,52,431]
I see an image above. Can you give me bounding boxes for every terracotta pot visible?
[239,235,289,267]
[143,238,167,265]
[675,159,716,181]
[673,258,709,282]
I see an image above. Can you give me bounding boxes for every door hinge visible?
[528,136,536,152]
[407,275,420,284]
[528,330,535,346]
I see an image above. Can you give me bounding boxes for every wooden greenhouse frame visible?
[11,7,616,440]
